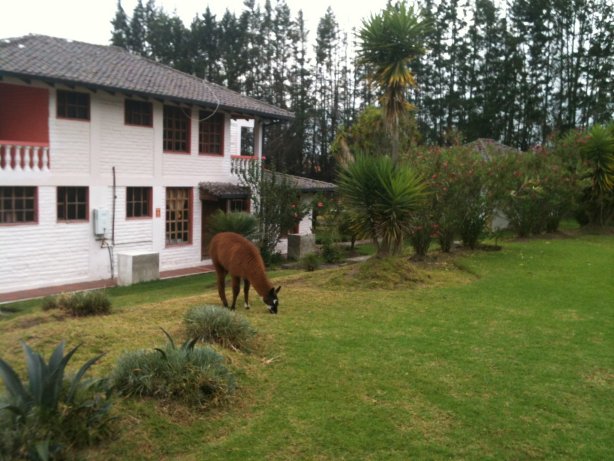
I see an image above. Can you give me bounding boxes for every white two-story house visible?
[0,34,312,297]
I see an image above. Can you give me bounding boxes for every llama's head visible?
[264,286,281,314]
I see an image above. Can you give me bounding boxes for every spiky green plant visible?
[207,210,259,240]
[112,329,235,407]
[338,155,426,256]
[581,124,614,225]
[0,341,113,460]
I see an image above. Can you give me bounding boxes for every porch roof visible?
[199,182,250,200]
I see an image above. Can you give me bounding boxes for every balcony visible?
[0,141,50,174]
[230,155,264,178]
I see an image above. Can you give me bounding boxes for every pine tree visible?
[110,1,130,48]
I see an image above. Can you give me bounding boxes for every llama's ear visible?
[275,286,281,294]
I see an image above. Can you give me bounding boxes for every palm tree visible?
[338,155,426,257]
[357,2,429,164]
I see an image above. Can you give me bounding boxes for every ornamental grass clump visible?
[184,305,256,352]
[0,341,114,460]
[112,329,235,407]
[41,291,112,316]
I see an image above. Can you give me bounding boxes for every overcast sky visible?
[1,0,389,45]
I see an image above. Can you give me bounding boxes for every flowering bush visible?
[407,146,492,251]
[489,149,578,236]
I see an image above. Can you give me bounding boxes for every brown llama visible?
[209,232,281,314]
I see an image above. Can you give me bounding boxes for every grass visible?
[0,234,613,459]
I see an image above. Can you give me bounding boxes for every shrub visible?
[207,210,259,239]
[320,239,343,264]
[184,305,256,351]
[0,341,114,460]
[41,296,59,311]
[490,150,578,236]
[42,291,112,317]
[112,330,235,407]
[408,213,435,259]
[300,253,322,271]
[64,291,112,317]
[407,146,493,251]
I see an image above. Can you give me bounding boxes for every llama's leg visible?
[215,268,229,308]
[230,276,241,310]
[243,279,251,309]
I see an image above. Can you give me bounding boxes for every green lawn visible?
[1,234,613,460]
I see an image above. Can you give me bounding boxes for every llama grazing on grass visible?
[209,232,281,314]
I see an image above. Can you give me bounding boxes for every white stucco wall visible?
[0,79,250,294]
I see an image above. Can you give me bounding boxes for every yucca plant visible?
[112,329,235,407]
[0,341,113,460]
[581,124,614,225]
[338,155,426,257]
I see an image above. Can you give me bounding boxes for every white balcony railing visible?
[0,141,50,173]
[230,155,264,178]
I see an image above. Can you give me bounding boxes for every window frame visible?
[125,99,153,127]
[56,90,90,121]
[163,105,191,154]
[126,186,153,219]
[0,186,38,225]
[165,187,192,246]
[57,186,89,222]
[198,111,225,156]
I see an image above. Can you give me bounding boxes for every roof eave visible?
[0,70,295,122]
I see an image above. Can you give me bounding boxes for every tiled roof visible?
[200,173,335,199]
[200,182,250,199]
[0,34,294,121]
[265,171,337,193]
[464,138,518,159]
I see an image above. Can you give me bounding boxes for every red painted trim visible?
[231,155,266,160]
[0,186,39,226]
[164,187,194,247]
[124,99,153,127]
[163,104,191,154]
[56,90,90,121]
[0,140,49,147]
[126,186,153,219]
[56,116,91,122]
[56,186,89,222]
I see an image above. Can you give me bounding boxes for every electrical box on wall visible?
[93,209,110,238]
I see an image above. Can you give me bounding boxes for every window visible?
[57,187,88,221]
[0,187,37,224]
[125,99,153,126]
[199,111,224,155]
[163,105,190,152]
[166,188,192,245]
[240,126,254,156]
[126,187,152,218]
[229,198,249,213]
[57,90,90,120]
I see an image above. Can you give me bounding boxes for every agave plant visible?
[0,342,103,417]
[0,341,111,459]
